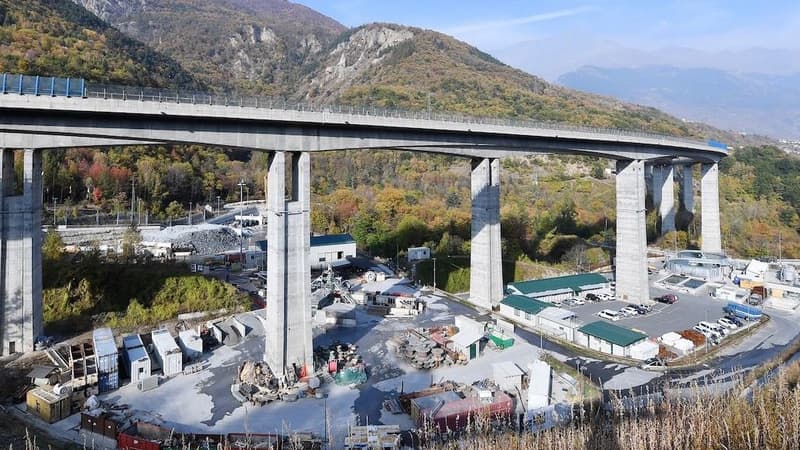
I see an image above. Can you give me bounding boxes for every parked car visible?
[640,357,666,369]
[562,298,576,306]
[700,321,728,336]
[620,306,640,317]
[717,317,739,330]
[724,315,744,327]
[570,297,585,306]
[634,304,652,314]
[585,293,600,302]
[655,294,679,304]
[598,309,621,321]
[597,293,614,301]
[694,323,721,339]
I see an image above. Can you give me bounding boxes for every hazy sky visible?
[296,0,800,52]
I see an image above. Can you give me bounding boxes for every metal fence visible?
[1,73,719,150]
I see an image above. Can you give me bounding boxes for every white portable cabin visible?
[122,334,152,384]
[178,330,203,361]
[151,329,183,377]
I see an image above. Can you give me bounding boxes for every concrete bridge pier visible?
[1,148,43,355]
[681,164,695,214]
[264,151,313,381]
[469,158,502,310]
[615,159,650,303]
[701,162,722,253]
[657,164,676,234]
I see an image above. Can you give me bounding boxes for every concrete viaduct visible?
[0,78,726,380]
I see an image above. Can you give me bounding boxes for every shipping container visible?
[81,412,119,439]
[117,423,163,450]
[26,387,71,423]
[151,329,183,376]
[92,327,119,392]
[98,371,119,393]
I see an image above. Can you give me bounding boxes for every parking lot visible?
[562,274,732,339]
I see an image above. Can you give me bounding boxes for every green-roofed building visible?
[577,321,649,358]
[498,295,553,327]
[506,273,609,303]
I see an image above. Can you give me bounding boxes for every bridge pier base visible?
[1,148,42,355]
[615,159,650,304]
[701,162,722,254]
[264,151,313,380]
[469,158,502,309]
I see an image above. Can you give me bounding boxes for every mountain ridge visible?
[559,65,800,140]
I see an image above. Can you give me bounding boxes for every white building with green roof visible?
[505,273,609,303]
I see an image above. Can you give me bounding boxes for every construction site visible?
[5,252,586,449]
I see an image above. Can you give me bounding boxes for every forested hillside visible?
[0,0,199,87]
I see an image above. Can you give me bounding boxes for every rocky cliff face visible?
[71,0,346,94]
[307,26,415,98]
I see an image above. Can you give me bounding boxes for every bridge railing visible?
[1,74,85,97]
[1,73,719,150]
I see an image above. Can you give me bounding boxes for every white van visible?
[598,310,621,321]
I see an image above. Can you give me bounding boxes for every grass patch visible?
[43,252,248,335]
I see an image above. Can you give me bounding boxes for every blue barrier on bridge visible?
[707,139,728,150]
[1,74,85,97]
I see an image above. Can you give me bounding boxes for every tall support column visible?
[651,164,664,211]
[1,149,43,355]
[469,158,502,309]
[658,165,676,234]
[681,164,694,214]
[265,151,313,380]
[615,160,650,303]
[701,162,722,254]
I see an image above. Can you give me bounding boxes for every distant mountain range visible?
[493,36,800,140]
[558,66,800,139]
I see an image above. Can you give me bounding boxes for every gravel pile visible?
[143,224,245,255]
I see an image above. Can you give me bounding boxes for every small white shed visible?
[178,330,203,361]
[628,340,659,361]
[122,334,151,384]
[449,329,483,360]
[151,329,183,377]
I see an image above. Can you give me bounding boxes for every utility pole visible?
[130,178,135,224]
[188,201,192,225]
[216,196,221,215]
[432,257,437,292]
[238,179,246,264]
[52,197,57,227]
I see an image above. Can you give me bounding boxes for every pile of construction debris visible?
[142,224,245,255]
[393,327,467,369]
[315,343,367,386]
[233,360,325,406]
[234,361,284,405]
